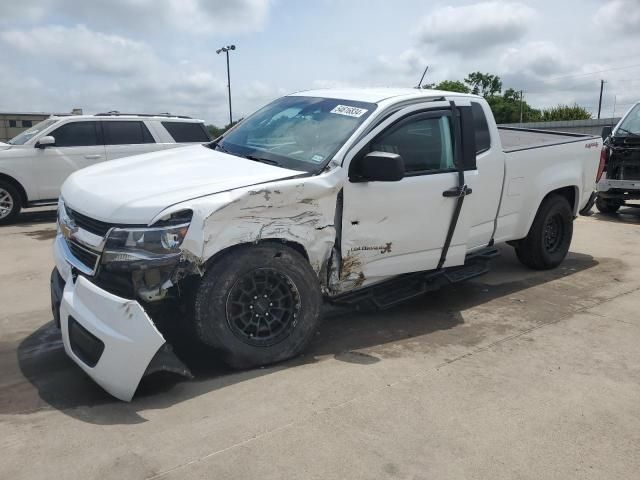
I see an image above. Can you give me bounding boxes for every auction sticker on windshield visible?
[330,105,368,118]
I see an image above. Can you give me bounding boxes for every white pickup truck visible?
[51,88,601,400]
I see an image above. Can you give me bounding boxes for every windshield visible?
[616,104,640,136]
[216,96,376,172]
[8,118,59,145]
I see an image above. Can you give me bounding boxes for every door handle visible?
[442,185,472,197]
[84,154,102,160]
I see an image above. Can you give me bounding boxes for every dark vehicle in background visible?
[597,101,640,213]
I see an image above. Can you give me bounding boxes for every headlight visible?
[102,210,192,267]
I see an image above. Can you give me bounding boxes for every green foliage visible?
[486,94,541,124]
[540,104,592,121]
[206,119,242,139]
[425,80,471,93]
[464,72,502,97]
[424,72,592,124]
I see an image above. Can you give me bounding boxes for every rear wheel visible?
[193,244,322,369]
[0,181,21,225]
[595,195,621,214]
[515,194,573,270]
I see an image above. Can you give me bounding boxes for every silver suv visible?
[0,112,211,224]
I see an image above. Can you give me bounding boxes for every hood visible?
[0,142,11,151]
[62,145,302,224]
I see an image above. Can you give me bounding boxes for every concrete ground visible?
[1,207,640,479]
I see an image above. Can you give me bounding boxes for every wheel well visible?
[546,186,577,214]
[0,173,28,207]
[203,239,310,270]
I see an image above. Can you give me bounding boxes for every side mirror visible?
[36,136,55,149]
[351,151,405,182]
[601,126,612,140]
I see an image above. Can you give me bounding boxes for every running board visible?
[27,199,58,207]
[330,247,499,310]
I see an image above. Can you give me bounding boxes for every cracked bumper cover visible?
[53,235,190,402]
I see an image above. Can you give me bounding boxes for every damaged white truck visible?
[51,88,601,401]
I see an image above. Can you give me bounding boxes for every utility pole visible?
[597,79,605,119]
[519,90,524,123]
[216,45,236,125]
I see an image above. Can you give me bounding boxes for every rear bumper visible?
[597,178,640,193]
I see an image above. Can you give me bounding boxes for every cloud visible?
[1,25,157,76]
[499,41,573,79]
[416,2,536,56]
[595,0,640,35]
[376,48,427,76]
[0,0,270,35]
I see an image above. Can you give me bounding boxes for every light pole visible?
[216,45,236,126]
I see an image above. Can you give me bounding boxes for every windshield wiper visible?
[617,127,640,137]
[209,140,230,153]
[243,154,281,167]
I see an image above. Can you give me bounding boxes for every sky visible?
[1,0,639,125]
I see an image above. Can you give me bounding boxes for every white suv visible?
[0,113,211,224]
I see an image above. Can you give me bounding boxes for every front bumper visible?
[52,235,169,401]
[56,272,166,401]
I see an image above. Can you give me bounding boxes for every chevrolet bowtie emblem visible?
[59,216,78,240]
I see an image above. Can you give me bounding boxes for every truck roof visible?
[289,87,478,104]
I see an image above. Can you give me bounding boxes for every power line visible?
[513,64,640,91]
[541,63,640,81]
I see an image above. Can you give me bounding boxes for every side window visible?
[162,122,211,142]
[471,102,491,154]
[51,122,99,147]
[103,121,155,145]
[371,115,455,174]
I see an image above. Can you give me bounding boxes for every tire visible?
[595,196,621,214]
[193,244,322,369]
[514,194,573,270]
[0,181,21,225]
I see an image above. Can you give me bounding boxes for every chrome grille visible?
[66,207,116,237]
[67,240,101,273]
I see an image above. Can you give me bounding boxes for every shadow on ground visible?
[7,246,600,425]
[590,206,640,225]
[3,208,57,227]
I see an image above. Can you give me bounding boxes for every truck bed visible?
[498,127,597,153]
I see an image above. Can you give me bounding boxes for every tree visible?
[540,104,591,121]
[206,119,242,139]
[464,72,502,97]
[427,80,471,93]
[485,88,542,124]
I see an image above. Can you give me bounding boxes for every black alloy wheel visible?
[226,268,301,347]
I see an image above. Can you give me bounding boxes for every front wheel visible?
[0,181,21,225]
[515,194,573,270]
[595,196,621,214]
[193,244,322,369]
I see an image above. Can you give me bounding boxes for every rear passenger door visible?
[102,120,161,160]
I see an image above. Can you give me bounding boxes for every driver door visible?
[35,121,106,200]
[340,101,476,288]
